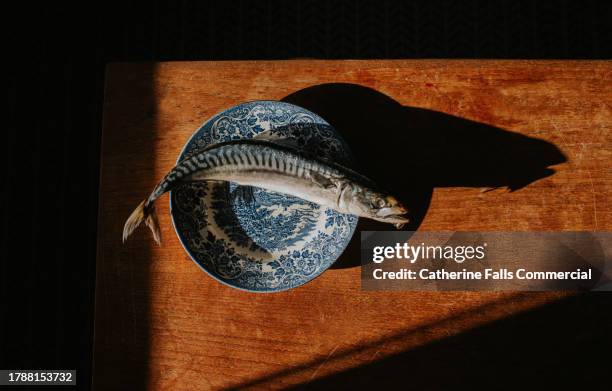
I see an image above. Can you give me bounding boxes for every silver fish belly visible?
[182,143,351,210]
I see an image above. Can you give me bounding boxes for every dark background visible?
[2,1,611,389]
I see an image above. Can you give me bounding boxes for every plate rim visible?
[169,100,358,292]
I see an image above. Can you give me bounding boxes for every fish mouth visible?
[373,203,410,229]
[373,213,410,229]
[375,206,408,218]
[377,214,410,223]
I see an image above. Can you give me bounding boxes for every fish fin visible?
[310,171,337,189]
[146,207,162,245]
[233,185,256,204]
[394,222,406,230]
[253,131,301,149]
[123,200,162,245]
[204,180,228,192]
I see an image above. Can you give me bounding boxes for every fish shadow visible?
[282,83,567,269]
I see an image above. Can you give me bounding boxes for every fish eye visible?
[376,198,387,208]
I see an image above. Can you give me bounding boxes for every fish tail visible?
[122,200,162,245]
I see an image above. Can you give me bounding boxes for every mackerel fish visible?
[122,137,409,244]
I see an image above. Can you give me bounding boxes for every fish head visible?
[350,190,410,229]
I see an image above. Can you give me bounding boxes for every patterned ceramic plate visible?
[170,101,358,292]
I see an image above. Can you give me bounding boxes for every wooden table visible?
[93,60,611,390]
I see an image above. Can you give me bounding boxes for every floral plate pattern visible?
[170,101,358,292]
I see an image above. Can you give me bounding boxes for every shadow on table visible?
[282,83,567,268]
[228,292,611,389]
[92,63,157,390]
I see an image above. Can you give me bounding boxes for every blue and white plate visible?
[170,101,358,292]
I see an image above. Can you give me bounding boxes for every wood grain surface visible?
[93,60,611,390]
